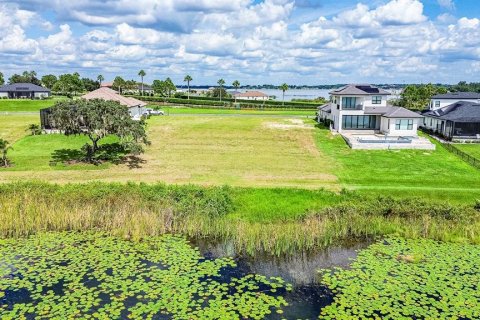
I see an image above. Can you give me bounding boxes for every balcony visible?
[342,104,364,111]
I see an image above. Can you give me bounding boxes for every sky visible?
[0,0,479,85]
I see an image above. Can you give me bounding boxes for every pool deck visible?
[343,133,436,150]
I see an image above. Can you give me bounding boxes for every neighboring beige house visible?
[82,87,147,119]
[233,91,269,101]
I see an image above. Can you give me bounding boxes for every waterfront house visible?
[323,84,433,150]
[328,84,423,135]
[0,83,51,99]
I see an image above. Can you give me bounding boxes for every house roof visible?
[100,82,113,88]
[329,84,390,96]
[422,101,480,123]
[318,103,331,112]
[81,87,147,108]
[364,106,424,118]
[234,91,268,98]
[431,92,480,100]
[0,83,50,92]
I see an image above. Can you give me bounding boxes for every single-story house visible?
[421,101,480,140]
[40,87,148,129]
[233,91,269,101]
[81,87,147,119]
[0,83,51,99]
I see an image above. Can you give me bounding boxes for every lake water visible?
[193,238,372,319]
[231,88,402,102]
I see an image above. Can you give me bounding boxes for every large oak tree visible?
[50,99,149,163]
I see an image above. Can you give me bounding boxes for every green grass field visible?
[0,114,39,142]
[1,113,480,203]
[455,143,480,159]
[0,99,62,112]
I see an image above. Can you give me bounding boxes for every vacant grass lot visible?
[0,114,39,142]
[455,143,480,159]
[0,116,338,188]
[0,99,60,112]
[1,114,480,202]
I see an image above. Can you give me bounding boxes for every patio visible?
[343,133,436,150]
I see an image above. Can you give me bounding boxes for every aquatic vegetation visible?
[319,238,480,319]
[0,232,290,319]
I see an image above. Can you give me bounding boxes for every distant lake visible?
[186,87,402,102]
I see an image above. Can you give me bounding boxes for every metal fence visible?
[442,143,480,169]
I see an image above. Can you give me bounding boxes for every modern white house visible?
[428,92,480,110]
[0,83,51,99]
[233,91,269,101]
[318,84,434,150]
[421,92,480,140]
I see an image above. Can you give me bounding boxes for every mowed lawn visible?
[314,125,480,202]
[0,116,338,188]
[0,99,59,112]
[2,114,480,201]
[162,106,316,116]
[0,114,39,142]
[455,143,480,159]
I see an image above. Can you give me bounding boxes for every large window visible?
[372,96,382,104]
[342,115,377,130]
[395,119,413,130]
[342,97,357,109]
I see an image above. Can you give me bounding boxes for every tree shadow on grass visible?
[50,143,145,169]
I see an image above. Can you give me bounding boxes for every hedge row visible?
[130,96,320,109]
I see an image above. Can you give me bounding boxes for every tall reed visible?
[0,182,479,255]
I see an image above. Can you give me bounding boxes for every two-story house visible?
[326,84,423,136]
[421,92,480,140]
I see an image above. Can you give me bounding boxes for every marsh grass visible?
[1,182,479,255]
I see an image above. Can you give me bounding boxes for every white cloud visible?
[1,0,480,84]
[437,0,455,10]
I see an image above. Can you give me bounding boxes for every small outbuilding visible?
[0,83,51,99]
[233,91,269,101]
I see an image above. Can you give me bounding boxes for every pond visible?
[1,233,479,319]
[193,238,371,319]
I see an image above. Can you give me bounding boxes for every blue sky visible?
[0,0,479,85]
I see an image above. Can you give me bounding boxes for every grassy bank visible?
[1,182,479,255]
[0,99,60,112]
[455,143,480,159]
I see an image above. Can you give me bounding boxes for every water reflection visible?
[192,238,372,319]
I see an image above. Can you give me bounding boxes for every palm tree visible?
[232,80,240,103]
[97,75,104,87]
[0,139,12,167]
[217,78,226,102]
[184,75,193,100]
[138,70,146,95]
[27,124,40,136]
[280,83,289,107]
